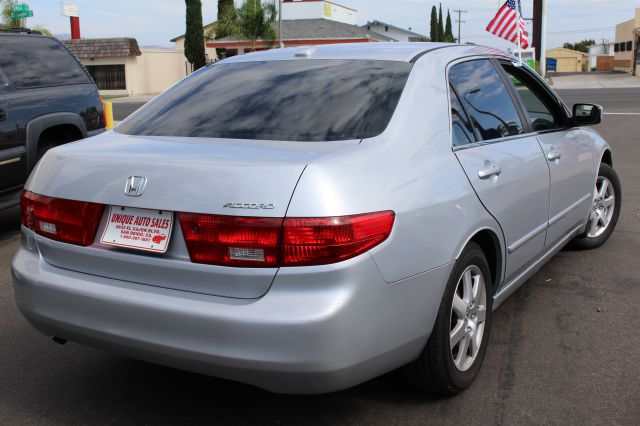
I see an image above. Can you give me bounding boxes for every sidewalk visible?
[108,94,157,103]
[549,72,640,89]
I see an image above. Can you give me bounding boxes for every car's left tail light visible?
[20,190,104,246]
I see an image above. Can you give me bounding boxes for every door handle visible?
[566,130,581,139]
[547,149,562,161]
[478,163,502,179]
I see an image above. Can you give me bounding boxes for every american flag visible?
[486,0,529,49]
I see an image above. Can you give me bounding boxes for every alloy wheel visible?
[587,176,615,238]
[450,265,487,372]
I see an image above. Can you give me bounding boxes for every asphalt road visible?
[2,89,639,425]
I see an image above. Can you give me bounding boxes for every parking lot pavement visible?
[1,90,639,424]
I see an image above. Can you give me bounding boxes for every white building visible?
[282,0,358,25]
[362,20,428,42]
[64,38,188,96]
[588,42,615,71]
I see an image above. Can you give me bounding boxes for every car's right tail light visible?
[281,212,395,266]
[178,211,394,268]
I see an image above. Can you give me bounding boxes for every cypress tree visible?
[444,10,454,42]
[216,0,236,39]
[218,0,234,19]
[429,5,438,42]
[437,3,444,43]
[185,0,206,71]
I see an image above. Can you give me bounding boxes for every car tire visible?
[571,163,621,250]
[403,242,493,395]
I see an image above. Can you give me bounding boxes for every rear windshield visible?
[117,59,412,142]
[0,36,89,88]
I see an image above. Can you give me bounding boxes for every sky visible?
[20,0,640,51]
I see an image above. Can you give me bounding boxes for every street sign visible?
[60,2,79,17]
[13,3,29,12]
[10,10,33,19]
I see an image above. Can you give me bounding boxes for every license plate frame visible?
[100,206,173,253]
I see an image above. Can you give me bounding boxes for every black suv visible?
[0,30,104,210]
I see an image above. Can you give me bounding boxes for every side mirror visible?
[572,103,603,126]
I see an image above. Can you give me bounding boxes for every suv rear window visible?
[0,36,89,88]
[117,59,412,142]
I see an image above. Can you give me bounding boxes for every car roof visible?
[221,42,515,64]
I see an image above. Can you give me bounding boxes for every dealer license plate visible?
[100,206,173,253]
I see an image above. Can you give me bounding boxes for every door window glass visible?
[448,60,524,141]
[501,64,564,132]
[449,86,476,147]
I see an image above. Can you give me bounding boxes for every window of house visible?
[620,42,626,52]
[614,43,619,52]
[627,41,633,52]
[448,60,524,141]
[385,26,389,32]
[85,65,126,90]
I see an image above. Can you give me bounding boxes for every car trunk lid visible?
[27,132,357,298]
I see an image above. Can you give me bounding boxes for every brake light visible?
[282,212,395,266]
[20,190,104,246]
[179,214,282,267]
[178,211,394,268]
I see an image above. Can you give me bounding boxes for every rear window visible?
[117,59,412,142]
[0,36,89,88]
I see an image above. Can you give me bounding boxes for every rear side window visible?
[448,60,524,141]
[0,36,89,88]
[117,59,412,142]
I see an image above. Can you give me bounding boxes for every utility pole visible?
[279,0,284,48]
[454,9,467,44]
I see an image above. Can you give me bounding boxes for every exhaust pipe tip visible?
[52,336,67,345]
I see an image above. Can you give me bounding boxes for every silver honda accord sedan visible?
[12,43,621,395]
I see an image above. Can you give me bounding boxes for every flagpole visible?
[517,0,523,65]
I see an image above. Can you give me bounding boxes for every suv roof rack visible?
[0,27,42,35]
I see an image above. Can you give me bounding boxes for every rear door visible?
[450,59,550,284]
[500,62,594,247]
[0,70,22,194]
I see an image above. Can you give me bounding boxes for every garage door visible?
[556,57,577,72]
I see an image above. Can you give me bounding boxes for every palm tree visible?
[215,0,277,51]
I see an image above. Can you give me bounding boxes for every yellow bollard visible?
[104,101,114,130]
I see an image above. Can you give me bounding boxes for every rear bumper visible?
[12,228,452,394]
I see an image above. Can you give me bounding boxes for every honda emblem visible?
[124,176,147,197]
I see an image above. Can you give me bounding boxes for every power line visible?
[454,9,467,44]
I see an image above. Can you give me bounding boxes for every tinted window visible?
[0,36,89,88]
[449,86,476,146]
[502,64,564,132]
[449,60,524,141]
[117,60,412,142]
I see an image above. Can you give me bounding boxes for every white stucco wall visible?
[80,49,189,96]
[365,23,415,42]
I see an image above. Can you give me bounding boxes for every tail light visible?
[282,212,395,266]
[20,190,104,246]
[179,214,282,267]
[178,211,394,268]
